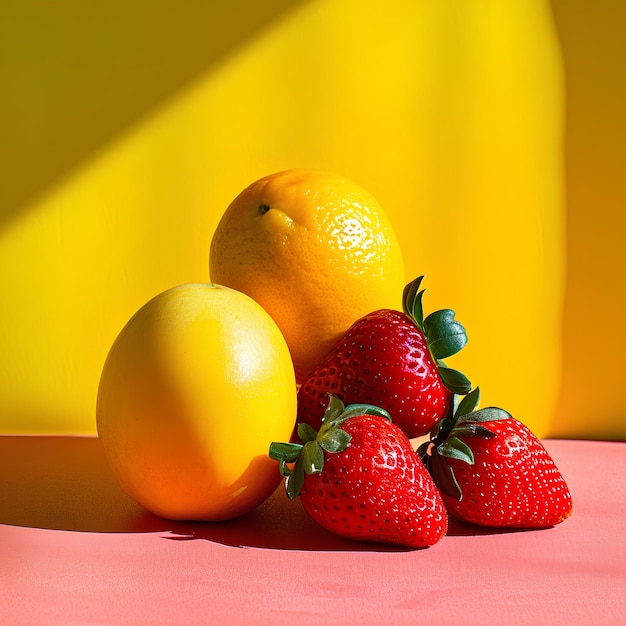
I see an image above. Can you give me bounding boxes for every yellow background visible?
[1,0,624,438]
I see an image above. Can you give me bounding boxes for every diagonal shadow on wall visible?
[0,0,309,227]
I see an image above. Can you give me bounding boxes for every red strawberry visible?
[297,275,471,439]
[418,388,573,528]
[269,396,448,549]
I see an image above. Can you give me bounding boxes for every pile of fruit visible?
[96,169,572,548]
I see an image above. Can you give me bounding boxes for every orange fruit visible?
[209,168,405,382]
[96,283,297,521]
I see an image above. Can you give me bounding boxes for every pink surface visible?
[1,436,624,625]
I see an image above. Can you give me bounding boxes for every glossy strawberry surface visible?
[426,407,573,529]
[270,398,448,549]
[300,413,448,548]
[297,309,452,439]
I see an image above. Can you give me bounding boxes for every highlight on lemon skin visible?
[209,168,405,383]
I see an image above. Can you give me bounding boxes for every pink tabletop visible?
[1,436,624,625]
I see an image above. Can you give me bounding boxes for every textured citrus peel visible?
[269,395,392,500]
[402,275,471,395]
[418,387,511,501]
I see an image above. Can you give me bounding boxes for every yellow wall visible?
[0,0,624,438]
[550,0,626,439]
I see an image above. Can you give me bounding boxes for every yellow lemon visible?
[209,168,405,382]
[96,283,296,521]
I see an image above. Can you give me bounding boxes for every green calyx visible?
[268,395,392,500]
[403,276,512,501]
[417,387,512,500]
[402,275,472,395]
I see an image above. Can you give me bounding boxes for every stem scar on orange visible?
[96,283,297,521]
[209,169,405,383]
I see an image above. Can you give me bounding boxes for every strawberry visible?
[418,388,573,528]
[269,396,448,549]
[297,275,471,439]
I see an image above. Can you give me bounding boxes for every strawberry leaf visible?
[438,365,472,395]
[321,394,346,424]
[458,407,511,424]
[424,309,468,360]
[455,387,480,419]
[297,422,318,443]
[278,460,292,478]
[285,455,306,499]
[318,427,351,453]
[430,389,480,446]
[402,275,426,330]
[302,441,324,474]
[429,448,463,500]
[339,404,392,422]
[268,442,302,463]
[451,424,497,439]
[439,436,474,465]
[431,417,455,442]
